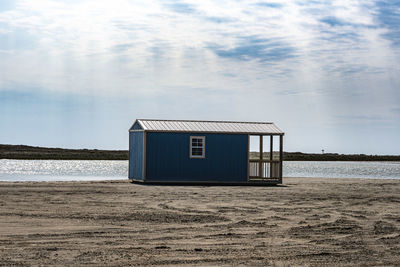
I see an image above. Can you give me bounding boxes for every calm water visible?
[0,159,399,181]
[0,160,127,181]
[284,161,400,180]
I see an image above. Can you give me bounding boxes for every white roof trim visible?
[137,119,146,130]
[129,119,284,135]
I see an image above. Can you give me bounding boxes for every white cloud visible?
[0,0,397,95]
[0,0,399,137]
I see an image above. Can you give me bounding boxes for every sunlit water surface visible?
[0,160,127,181]
[284,161,400,180]
[0,160,399,181]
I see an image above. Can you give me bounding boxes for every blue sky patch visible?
[204,16,236,24]
[255,2,283,8]
[209,38,295,62]
[320,16,350,27]
[375,0,400,45]
[0,29,36,51]
[167,2,196,14]
[110,43,135,53]
[0,0,15,12]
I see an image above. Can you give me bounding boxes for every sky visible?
[0,0,399,154]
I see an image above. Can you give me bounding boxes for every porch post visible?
[247,135,250,181]
[270,135,273,178]
[259,135,263,178]
[270,135,273,161]
[279,135,283,183]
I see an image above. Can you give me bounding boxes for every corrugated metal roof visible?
[133,119,284,135]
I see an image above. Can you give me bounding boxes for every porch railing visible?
[249,160,281,180]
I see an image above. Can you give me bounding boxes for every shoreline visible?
[1,178,399,265]
[2,144,400,161]
[0,175,400,183]
[0,176,400,182]
[1,175,400,183]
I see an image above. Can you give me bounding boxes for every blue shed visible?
[129,119,284,185]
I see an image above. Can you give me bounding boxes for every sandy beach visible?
[0,178,399,266]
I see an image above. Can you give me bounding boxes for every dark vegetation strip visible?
[251,152,400,161]
[1,144,399,161]
[0,144,128,160]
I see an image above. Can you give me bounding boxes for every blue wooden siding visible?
[129,131,144,180]
[145,132,248,182]
[131,121,143,130]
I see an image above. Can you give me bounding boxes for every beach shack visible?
[129,119,284,185]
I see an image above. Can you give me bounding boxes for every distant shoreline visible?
[0,144,128,160]
[1,144,399,161]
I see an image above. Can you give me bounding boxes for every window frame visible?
[189,136,206,159]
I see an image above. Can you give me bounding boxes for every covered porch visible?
[248,134,283,183]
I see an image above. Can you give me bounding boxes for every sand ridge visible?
[0,178,399,266]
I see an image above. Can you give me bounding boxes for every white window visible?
[190,136,205,158]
